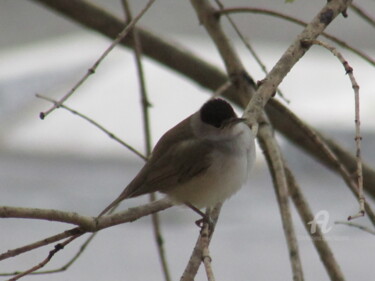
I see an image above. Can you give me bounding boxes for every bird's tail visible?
[97,195,126,217]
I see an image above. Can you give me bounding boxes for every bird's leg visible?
[184,202,213,229]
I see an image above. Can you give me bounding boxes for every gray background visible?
[1,1,375,281]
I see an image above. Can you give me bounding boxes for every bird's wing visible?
[125,138,214,197]
[97,116,212,217]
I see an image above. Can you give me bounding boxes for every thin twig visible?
[26,203,125,276]
[39,0,156,119]
[335,221,375,235]
[258,122,304,281]
[180,204,222,281]
[32,232,97,275]
[6,234,83,281]
[0,227,82,262]
[210,80,232,99]
[216,6,375,67]
[304,39,364,220]
[201,221,215,281]
[271,102,375,226]
[36,94,147,160]
[286,168,345,281]
[121,1,171,280]
[349,3,375,28]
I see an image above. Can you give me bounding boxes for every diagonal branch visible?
[190,0,256,108]
[286,168,346,281]
[258,123,304,281]
[5,234,82,281]
[349,3,375,28]
[36,94,147,160]
[243,0,353,123]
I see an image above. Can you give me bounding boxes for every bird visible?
[98,98,256,219]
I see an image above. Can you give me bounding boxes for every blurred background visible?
[0,0,374,280]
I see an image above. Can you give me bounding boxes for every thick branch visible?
[190,0,256,106]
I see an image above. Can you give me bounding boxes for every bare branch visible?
[33,231,97,275]
[214,0,290,103]
[121,1,171,280]
[350,3,375,28]
[190,0,256,109]
[243,0,354,125]
[36,94,146,160]
[0,206,93,228]
[216,6,374,66]
[304,39,364,220]
[286,168,345,281]
[201,222,215,281]
[38,0,156,119]
[0,198,173,261]
[0,227,82,261]
[5,234,82,281]
[258,123,304,281]
[181,204,222,281]
[335,221,375,235]
[270,103,375,227]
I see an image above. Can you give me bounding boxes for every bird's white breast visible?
[166,123,255,208]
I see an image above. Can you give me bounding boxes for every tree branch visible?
[216,6,374,66]
[38,0,156,118]
[286,168,346,281]
[243,0,353,123]
[181,204,222,281]
[0,198,173,261]
[121,1,171,280]
[257,123,304,281]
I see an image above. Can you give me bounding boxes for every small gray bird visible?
[98,98,256,218]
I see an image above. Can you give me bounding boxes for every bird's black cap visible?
[200,98,236,128]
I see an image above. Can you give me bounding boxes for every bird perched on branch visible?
[98,98,256,221]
